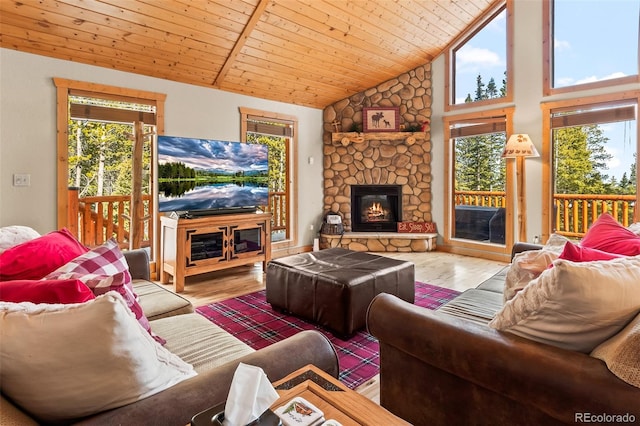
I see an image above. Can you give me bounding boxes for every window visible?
[544,0,639,95]
[444,108,514,258]
[446,0,512,111]
[54,78,165,257]
[542,93,639,239]
[240,108,298,250]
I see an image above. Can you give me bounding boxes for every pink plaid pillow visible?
[45,239,165,345]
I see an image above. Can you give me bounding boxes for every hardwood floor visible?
[155,251,507,404]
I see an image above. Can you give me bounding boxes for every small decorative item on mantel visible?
[398,221,437,233]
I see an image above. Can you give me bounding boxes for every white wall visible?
[430,0,639,244]
[0,48,324,247]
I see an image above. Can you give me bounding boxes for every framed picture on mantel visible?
[363,107,400,132]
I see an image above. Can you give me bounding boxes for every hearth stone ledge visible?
[320,232,437,252]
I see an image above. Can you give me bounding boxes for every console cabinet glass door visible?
[231,225,265,259]
[187,230,225,265]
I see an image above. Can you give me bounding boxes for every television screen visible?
[157,136,269,213]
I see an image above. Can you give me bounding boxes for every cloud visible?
[456,45,503,73]
[604,145,621,170]
[554,38,571,52]
[576,72,628,85]
[555,72,628,87]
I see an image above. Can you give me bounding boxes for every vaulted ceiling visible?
[0,0,497,109]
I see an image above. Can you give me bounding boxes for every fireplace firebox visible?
[351,185,402,232]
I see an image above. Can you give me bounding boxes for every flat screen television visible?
[157,136,269,215]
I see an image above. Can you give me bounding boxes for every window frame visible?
[239,107,299,254]
[54,78,166,262]
[541,91,640,241]
[543,0,640,97]
[443,107,515,260]
[445,0,513,112]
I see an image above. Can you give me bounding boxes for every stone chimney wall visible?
[322,64,433,232]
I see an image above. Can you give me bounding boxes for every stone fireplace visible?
[319,132,436,252]
[320,62,434,251]
[351,184,402,232]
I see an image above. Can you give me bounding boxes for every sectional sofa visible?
[369,222,640,425]
[1,240,339,425]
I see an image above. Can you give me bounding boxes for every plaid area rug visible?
[196,282,460,389]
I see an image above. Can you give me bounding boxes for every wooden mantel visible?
[331,131,427,146]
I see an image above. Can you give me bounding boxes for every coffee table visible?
[191,364,409,425]
[266,248,415,337]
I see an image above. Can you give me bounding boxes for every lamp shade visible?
[501,134,539,158]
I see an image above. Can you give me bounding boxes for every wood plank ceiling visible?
[0,0,497,109]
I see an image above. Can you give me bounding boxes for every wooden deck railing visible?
[553,194,636,238]
[455,190,506,208]
[68,188,153,249]
[455,190,637,239]
[268,191,287,234]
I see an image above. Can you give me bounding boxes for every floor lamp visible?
[501,134,539,242]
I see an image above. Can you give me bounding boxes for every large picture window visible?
[544,0,639,95]
[446,0,512,111]
[542,93,639,240]
[240,107,298,252]
[444,108,514,259]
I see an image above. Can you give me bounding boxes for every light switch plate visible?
[13,173,31,187]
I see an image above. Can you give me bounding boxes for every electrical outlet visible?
[309,224,314,230]
[13,173,31,187]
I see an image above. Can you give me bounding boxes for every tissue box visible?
[274,397,324,426]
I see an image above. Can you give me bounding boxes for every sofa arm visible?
[123,248,150,280]
[511,242,542,259]
[367,293,639,425]
[74,330,339,426]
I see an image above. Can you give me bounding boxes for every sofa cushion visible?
[475,265,509,293]
[133,280,194,321]
[150,313,254,373]
[0,279,95,304]
[0,293,196,423]
[580,213,640,256]
[44,238,163,344]
[591,312,640,389]
[490,256,640,353]
[437,288,504,325]
[0,228,88,281]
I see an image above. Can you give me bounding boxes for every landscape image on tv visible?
[157,136,269,212]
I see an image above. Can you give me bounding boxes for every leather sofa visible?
[1,249,339,426]
[367,243,640,425]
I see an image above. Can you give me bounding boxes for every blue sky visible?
[455,1,638,180]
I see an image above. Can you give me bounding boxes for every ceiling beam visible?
[213,0,270,88]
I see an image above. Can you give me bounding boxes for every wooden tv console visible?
[159,212,271,292]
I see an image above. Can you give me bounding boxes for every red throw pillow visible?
[0,279,95,304]
[558,241,624,262]
[0,229,88,281]
[45,239,165,345]
[580,213,640,256]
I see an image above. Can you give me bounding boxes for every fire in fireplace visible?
[351,185,402,232]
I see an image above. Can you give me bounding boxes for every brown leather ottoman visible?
[266,248,415,337]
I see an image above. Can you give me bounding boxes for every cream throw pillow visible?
[490,256,640,353]
[503,234,568,302]
[0,292,196,422]
[591,312,640,389]
[504,249,559,302]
